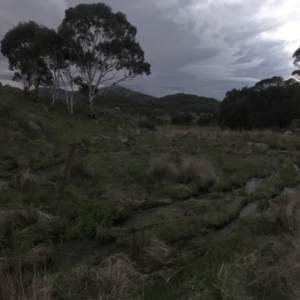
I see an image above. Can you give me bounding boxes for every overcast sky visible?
[0,0,298,100]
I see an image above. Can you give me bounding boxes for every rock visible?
[28,120,43,132]
[117,126,123,132]
[115,107,120,111]
[245,178,263,195]
[247,142,267,148]
[284,131,293,135]
[281,187,297,196]
[239,202,258,219]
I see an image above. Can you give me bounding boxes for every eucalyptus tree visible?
[1,21,51,99]
[59,3,151,118]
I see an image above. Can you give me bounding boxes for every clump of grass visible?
[149,153,217,190]
[10,169,37,192]
[0,206,38,238]
[182,157,217,190]
[0,262,53,300]
[148,153,183,183]
[133,239,174,273]
[69,253,139,300]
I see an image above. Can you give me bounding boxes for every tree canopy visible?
[59,3,151,117]
[0,3,150,116]
[1,21,52,97]
[219,77,300,130]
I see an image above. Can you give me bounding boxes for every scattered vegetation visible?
[1,84,300,299]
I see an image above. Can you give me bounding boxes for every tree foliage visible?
[219,77,300,130]
[59,3,151,118]
[0,3,150,116]
[171,113,194,125]
[1,21,52,97]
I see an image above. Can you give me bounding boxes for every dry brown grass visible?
[10,169,37,192]
[149,153,217,190]
[0,206,38,236]
[133,239,174,273]
[101,187,144,220]
[72,253,140,300]
[148,153,183,183]
[234,237,300,299]
[0,246,53,300]
[181,157,217,189]
[0,245,52,269]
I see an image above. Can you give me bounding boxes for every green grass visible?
[1,86,300,299]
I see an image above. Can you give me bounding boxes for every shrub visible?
[138,119,157,131]
[148,153,183,183]
[66,202,113,239]
[149,153,217,190]
[181,157,217,189]
[171,113,194,125]
[10,169,37,192]
[197,113,214,126]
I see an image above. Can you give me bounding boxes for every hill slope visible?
[39,86,220,117]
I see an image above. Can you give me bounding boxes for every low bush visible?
[149,153,217,190]
[138,119,157,131]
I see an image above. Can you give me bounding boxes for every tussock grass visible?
[69,253,140,300]
[10,169,37,192]
[133,239,174,273]
[148,153,183,183]
[0,263,53,300]
[0,206,38,237]
[149,153,217,190]
[182,157,217,189]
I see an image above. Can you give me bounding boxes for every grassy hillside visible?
[1,85,300,299]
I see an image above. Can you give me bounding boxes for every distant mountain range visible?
[98,85,156,102]
[39,85,220,116]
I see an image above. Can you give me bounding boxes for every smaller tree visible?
[197,113,213,126]
[1,21,51,99]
